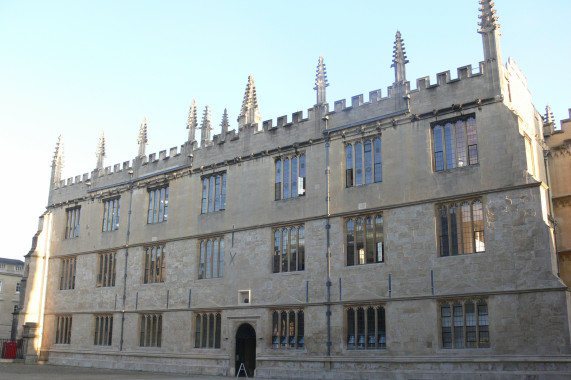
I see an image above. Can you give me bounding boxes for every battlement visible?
[51,59,494,197]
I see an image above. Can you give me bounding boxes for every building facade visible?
[18,2,571,378]
[0,258,24,339]
[545,107,571,286]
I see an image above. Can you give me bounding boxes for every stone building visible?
[0,258,24,339]
[17,1,571,378]
[545,107,571,286]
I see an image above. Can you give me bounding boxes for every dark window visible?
[346,138,382,187]
[94,315,113,346]
[441,300,489,348]
[273,226,305,273]
[65,207,81,239]
[346,214,384,266]
[346,306,386,350]
[195,312,221,348]
[60,257,76,290]
[102,198,120,231]
[198,238,224,279]
[275,154,306,200]
[139,314,162,347]
[55,315,72,344]
[147,186,168,224]
[272,310,304,349]
[438,199,485,256]
[432,116,478,171]
[96,252,116,287]
[202,173,226,213]
[144,246,166,284]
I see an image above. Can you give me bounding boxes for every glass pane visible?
[439,205,449,257]
[473,201,485,252]
[374,138,382,182]
[444,123,455,170]
[273,230,281,273]
[378,307,386,349]
[283,158,290,199]
[434,125,444,171]
[219,238,224,277]
[465,302,476,348]
[213,239,219,277]
[467,117,478,165]
[357,308,365,349]
[297,311,304,348]
[291,156,298,198]
[375,216,384,262]
[365,217,375,264]
[214,175,221,211]
[367,307,375,349]
[461,202,473,254]
[206,241,212,279]
[208,177,215,212]
[347,309,355,349]
[221,173,226,210]
[298,226,305,271]
[364,140,373,184]
[453,303,464,348]
[346,145,353,187]
[450,205,459,256]
[275,160,282,200]
[282,228,289,272]
[355,142,363,186]
[356,218,365,265]
[455,120,467,167]
[441,304,452,348]
[347,219,355,266]
[201,178,208,213]
[290,228,298,272]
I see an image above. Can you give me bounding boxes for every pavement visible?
[0,361,255,380]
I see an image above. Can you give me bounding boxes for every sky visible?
[0,0,570,261]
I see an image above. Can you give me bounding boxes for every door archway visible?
[235,323,256,377]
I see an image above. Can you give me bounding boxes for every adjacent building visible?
[545,107,571,286]
[17,2,571,378]
[0,258,24,339]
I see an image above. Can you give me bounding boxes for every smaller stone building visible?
[0,258,24,339]
[545,107,571,285]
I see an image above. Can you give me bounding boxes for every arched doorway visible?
[235,323,256,377]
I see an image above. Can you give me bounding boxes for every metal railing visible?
[0,338,25,359]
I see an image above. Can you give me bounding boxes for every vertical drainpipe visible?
[323,117,332,356]
[543,149,560,277]
[120,171,135,351]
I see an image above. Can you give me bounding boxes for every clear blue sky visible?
[0,0,569,260]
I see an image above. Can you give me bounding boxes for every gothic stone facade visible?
[17,2,571,379]
[0,258,23,339]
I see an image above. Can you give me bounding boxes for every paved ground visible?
[0,362,256,380]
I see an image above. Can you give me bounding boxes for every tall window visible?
[441,299,489,348]
[345,138,382,187]
[275,154,306,200]
[438,199,485,256]
[346,214,384,266]
[55,315,72,344]
[433,116,478,172]
[60,257,76,290]
[273,225,305,273]
[102,197,120,231]
[94,315,113,346]
[147,186,169,224]
[194,312,221,348]
[198,238,224,279]
[139,314,162,347]
[346,306,386,350]
[96,252,116,287]
[201,173,226,213]
[65,206,81,239]
[144,246,165,284]
[272,310,304,349]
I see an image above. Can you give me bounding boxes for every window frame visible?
[65,206,81,239]
[432,114,478,172]
[147,185,169,224]
[139,313,162,347]
[96,252,117,287]
[55,315,73,344]
[198,237,225,279]
[102,197,120,232]
[345,136,382,188]
[437,198,485,257]
[143,246,166,284]
[275,153,306,200]
[201,172,227,213]
[59,257,77,290]
[345,213,384,266]
[346,305,386,350]
[440,299,490,349]
[194,311,222,349]
[271,309,304,349]
[94,314,113,346]
[272,225,305,273]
